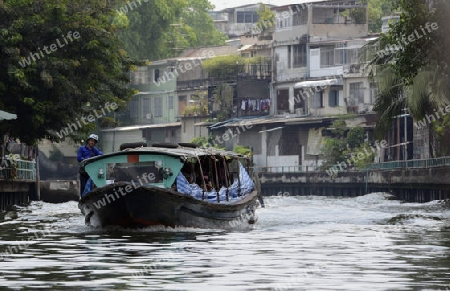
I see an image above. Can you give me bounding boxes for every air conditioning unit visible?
[145,113,152,119]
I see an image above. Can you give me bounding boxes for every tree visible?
[321,119,348,167]
[254,3,275,34]
[364,0,449,155]
[321,119,372,169]
[368,0,398,33]
[116,0,227,60]
[0,0,137,144]
[213,84,234,122]
[114,0,186,60]
[179,0,227,48]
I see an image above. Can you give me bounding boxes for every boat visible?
[78,142,263,230]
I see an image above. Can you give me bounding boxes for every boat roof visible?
[81,145,247,166]
[122,146,246,158]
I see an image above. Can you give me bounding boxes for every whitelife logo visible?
[18,31,81,68]
[55,102,118,139]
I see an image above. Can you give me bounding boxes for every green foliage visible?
[352,143,375,169]
[432,114,450,156]
[233,145,252,156]
[182,104,207,116]
[178,0,228,48]
[321,122,371,169]
[182,90,208,116]
[0,0,137,144]
[368,0,397,32]
[255,3,275,33]
[116,0,227,60]
[339,1,368,24]
[190,136,209,147]
[329,119,347,137]
[190,135,225,150]
[213,84,234,122]
[322,138,347,167]
[202,55,243,77]
[346,127,365,149]
[202,55,270,78]
[364,0,450,153]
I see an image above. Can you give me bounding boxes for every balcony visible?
[177,79,209,91]
[343,64,363,77]
[208,63,272,84]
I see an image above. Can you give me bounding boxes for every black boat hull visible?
[78,182,259,230]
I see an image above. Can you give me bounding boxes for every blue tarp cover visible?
[176,162,254,203]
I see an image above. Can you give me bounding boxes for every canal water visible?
[0,193,449,290]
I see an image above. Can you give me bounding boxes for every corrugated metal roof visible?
[102,122,181,132]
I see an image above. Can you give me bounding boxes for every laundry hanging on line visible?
[240,98,270,112]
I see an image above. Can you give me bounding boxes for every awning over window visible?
[0,110,17,121]
[294,79,341,89]
[237,44,253,52]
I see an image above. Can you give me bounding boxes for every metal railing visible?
[0,160,36,180]
[250,156,450,174]
[370,156,450,170]
[250,165,319,174]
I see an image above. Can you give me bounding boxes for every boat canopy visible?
[80,146,252,201]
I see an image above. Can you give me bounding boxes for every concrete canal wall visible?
[40,180,79,203]
[258,167,450,202]
[0,180,79,211]
[2,168,449,210]
[0,180,36,211]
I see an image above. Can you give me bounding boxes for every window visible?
[350,82,365,104]
[130,98,139,118]
[277,89,289,112]
[329,90,339,107]
[276,12,291,29]
[277,18,283,29]
[168,96,174,110]
[293,44,307,68]
[237,12,259,23]
[335,47,362,65]
[142,97,151,118]
[154,97,163,117]
[154,69,160,82]
[320,46,335,67]
[312,91,323,108]
[293,8,308,26]
[178,95,187,115]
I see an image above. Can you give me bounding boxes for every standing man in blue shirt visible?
[77,134,103,195]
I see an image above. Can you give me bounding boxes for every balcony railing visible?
[207,63,272,81]
[250,165,319,174]
[0,160,36,181]
[177,79,209,90]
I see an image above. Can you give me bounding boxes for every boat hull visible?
[78,182,259,230]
